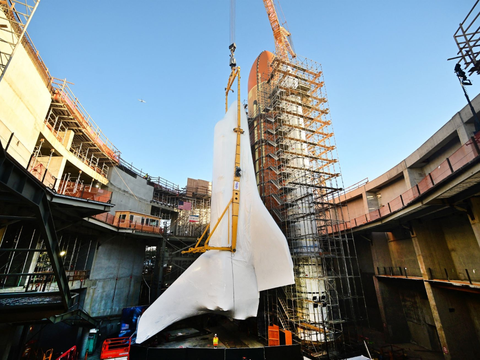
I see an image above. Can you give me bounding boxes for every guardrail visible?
[92,213,164,235]
[58,181,112,203]
[101,337,131,360]
[337,133,480,232]
[56,346,77,360]
[376,266,480,283]
[51,78,121,164]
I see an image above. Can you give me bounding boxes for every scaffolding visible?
[0,0,43,83]
[45,78,121,178]
[248,55,367,358]
[452,1,480,75]
[172,195,211,238]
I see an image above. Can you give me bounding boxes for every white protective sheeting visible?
[136,101,294,343]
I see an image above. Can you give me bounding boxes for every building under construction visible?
[3,0,480,359]
[247,50,367,358]
[0,1,211,357]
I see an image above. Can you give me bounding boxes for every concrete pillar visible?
[403,167,425,188]
[410,226,451,359]
[455,116,475,144]
[410,220,457,281]
[152,236,166,300]
[421,283,451,360]
[424,283,480,359]
[409,228,450,360]
[0,324,23,360]
[410,220,480,359]
[64,129,75,149]
[466,197,480,251]
[77,327,90,359]
[372,277,410,343]
[13,325,28,360]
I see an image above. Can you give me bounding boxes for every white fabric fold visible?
[136,101,293,344]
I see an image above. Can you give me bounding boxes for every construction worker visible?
[213,334,219,348]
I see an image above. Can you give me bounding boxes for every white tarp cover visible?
[136,101,294,343]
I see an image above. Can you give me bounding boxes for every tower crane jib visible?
[262,0,296,61]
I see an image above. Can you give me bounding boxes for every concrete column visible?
[455,117,475,144]
[13,325,28,360]
[152,237,165,300]
[77,327,90,359]
[64,129,75,149]
[466,197,480,251]
[424,283,480,359]
[422,283,451,360]
[403,167,425,188]
[372,277,410,343]
[410,221,480,359]
[0,324,23,360]
[410,228,451,359]
[410,220,457,281]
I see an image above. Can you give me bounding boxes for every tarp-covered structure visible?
[136,101,294,343]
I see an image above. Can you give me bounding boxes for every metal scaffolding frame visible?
[453,0,480,75]
[0,0,41,83]
[248,55,367,358]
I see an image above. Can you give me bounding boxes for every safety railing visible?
[376,266,480,283]
[28,162,56,189]
[118,157,181,195]
[100,337,131,360]
[56,346,77,360]
[1,129,31,167]
[0,269,90,294]
[92,213,164,235]
[93,212,116,225]
[58,181,112,203]
[117,220,163,234]
[337,134,480,231]
[50,78,121,164]
[375,266,422,279]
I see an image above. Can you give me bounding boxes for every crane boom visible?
[262,0,296,60]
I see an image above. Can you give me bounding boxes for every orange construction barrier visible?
[268,325,280,346]
[100,337,131,360]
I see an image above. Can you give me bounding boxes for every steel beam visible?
[0,141,72,309]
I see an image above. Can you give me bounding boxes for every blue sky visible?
[28,0,480,189]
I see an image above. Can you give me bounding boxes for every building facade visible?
[0,4,209,358]
[340,94,480,359]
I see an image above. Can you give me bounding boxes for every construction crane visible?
[262,0,296,61]
[182,0,242,255]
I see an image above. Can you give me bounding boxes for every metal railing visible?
[337,134,480,232]
[92,213,164,235]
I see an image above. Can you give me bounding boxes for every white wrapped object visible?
[136,101,294,343]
